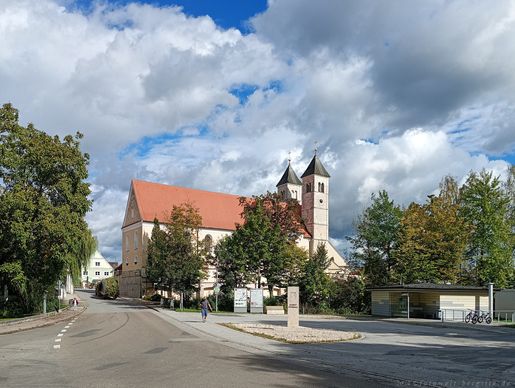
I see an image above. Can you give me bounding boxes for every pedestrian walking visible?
[200,297,212,322]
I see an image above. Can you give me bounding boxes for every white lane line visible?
[55,338,61,342]
[65,326,70,329]
[53,344,60,349]
[57,333,64,337]
[68,322,73,325]
[61,329,67,333]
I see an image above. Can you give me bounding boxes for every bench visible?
[266,306,285,315]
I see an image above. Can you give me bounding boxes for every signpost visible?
[214,284,220,312]
[287,286,299,328]
[234,288,247,313]
[250,289,263,314]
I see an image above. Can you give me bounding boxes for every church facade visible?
[120,154,346,297]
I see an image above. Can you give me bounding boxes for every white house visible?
[82,250,114,286]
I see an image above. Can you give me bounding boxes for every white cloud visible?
[1,0,514,260]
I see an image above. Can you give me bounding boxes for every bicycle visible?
[465,310,479,324]
[477,311,492,324]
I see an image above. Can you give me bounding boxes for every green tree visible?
[460,170,513,287]
[396,191,470,284]
[0,103,94,314]
[146,203,206,300]
[300,243,332,309]
[216,194,305,295]
[349,190,402,286]
[330,276,369,314]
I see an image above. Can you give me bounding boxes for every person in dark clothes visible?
[200,297,212,322]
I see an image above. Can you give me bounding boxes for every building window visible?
[83,271,88,276]
[95,261,100,266]
[95,271,100,276]
[125,235,129,252]
[293,190,297,199]
[204,235,213,254]
[125,257,128,266]
[318,182,325,193]
[134,232,139,250]
[306,183,311,193]
[104,272,110,276]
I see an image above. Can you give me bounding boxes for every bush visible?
[264,295,287,307]
[95,278,119,299]
[329,276,370,314]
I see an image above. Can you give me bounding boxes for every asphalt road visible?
[0,291,389,388]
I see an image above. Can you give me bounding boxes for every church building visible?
[120,154,346,297]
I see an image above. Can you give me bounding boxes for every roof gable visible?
[122,183,142,227]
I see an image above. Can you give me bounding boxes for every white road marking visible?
[68,322,73,325]
[65,326,70,329]
[53,344,60,349]
[57,333,64,337]
[61,329,67,333]
[55,338,61,342]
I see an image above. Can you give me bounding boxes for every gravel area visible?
[226,323,361,344]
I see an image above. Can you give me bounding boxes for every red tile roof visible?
[131,179,244,231]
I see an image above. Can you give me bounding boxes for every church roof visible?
[127,179,312,238]
[276,163,302,187]
[301,155,331,178]
[130,180,244,231]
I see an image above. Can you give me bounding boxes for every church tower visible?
[301,153,330,244]
[276,160,302,204]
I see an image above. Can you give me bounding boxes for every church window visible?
[318,182,325,193]
[125,235,129,252]
[204,235,213,254]
[306,183,311,193]
[280,190,285,199]
[134,232,139,250]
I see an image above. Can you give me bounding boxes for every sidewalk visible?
[0,298,87,335]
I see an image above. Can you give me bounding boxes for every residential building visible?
[81,250,115,287]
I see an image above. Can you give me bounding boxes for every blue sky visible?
[70,0,268,31]
[2,0,514,259]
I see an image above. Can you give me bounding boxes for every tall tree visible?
[239,192,302,242]
[460,170,513,287]
[0,103,94,314]
[146,203,206,297]
[396,192,470,284]
[349,191,403,285]
[216,193,305,295]
[300,243,332,308]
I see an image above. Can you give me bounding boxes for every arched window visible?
[306,183,311,193]
[321,182,324,193]
[204,235,213,254]
[280,190,285,199]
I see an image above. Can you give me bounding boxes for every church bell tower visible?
[276,160,302,204]
[301,153,330,244]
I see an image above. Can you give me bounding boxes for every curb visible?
[0,305,87,335]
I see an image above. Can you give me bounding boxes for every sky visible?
[1,0,514,261]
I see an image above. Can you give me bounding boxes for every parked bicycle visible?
[465,310,478,323]
[477,311,492,324]
[464,310,492,324]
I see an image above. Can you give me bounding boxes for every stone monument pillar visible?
[287,286,299,328]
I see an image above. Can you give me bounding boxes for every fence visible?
[439,309,515,323]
